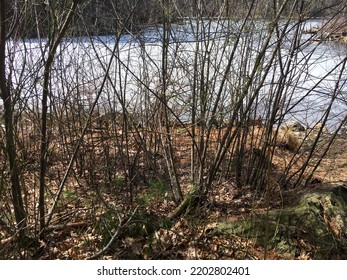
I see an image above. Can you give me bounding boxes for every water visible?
[2,19,347,131]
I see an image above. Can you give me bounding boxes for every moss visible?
[213,187,347,259]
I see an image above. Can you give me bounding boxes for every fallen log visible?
[168,185,201,220]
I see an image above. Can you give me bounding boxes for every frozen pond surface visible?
[3,19,347,131]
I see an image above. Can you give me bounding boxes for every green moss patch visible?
[213,186,347,259]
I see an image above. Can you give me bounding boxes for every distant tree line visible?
[4,0,346,39]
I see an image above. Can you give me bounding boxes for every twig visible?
[47,221,89,231]
[86,206,138,260]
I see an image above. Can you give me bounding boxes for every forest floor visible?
[1,122,347,260]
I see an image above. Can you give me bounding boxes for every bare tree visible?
[1,0,347,259]
[0,0,26,239]
[38,0,79,238]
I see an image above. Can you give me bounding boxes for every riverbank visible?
[305,18,347,43]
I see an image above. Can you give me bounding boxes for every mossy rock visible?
[214,185,347,259]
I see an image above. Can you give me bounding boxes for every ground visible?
[2,120,347,260]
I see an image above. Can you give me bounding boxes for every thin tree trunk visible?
[0,0,26,236]
[39,0,78,238]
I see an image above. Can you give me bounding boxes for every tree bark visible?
[39,0,79,238]
[0,0,27,235]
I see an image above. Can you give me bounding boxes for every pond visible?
[3,19,347,131]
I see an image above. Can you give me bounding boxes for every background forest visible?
[1,0,347,259]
